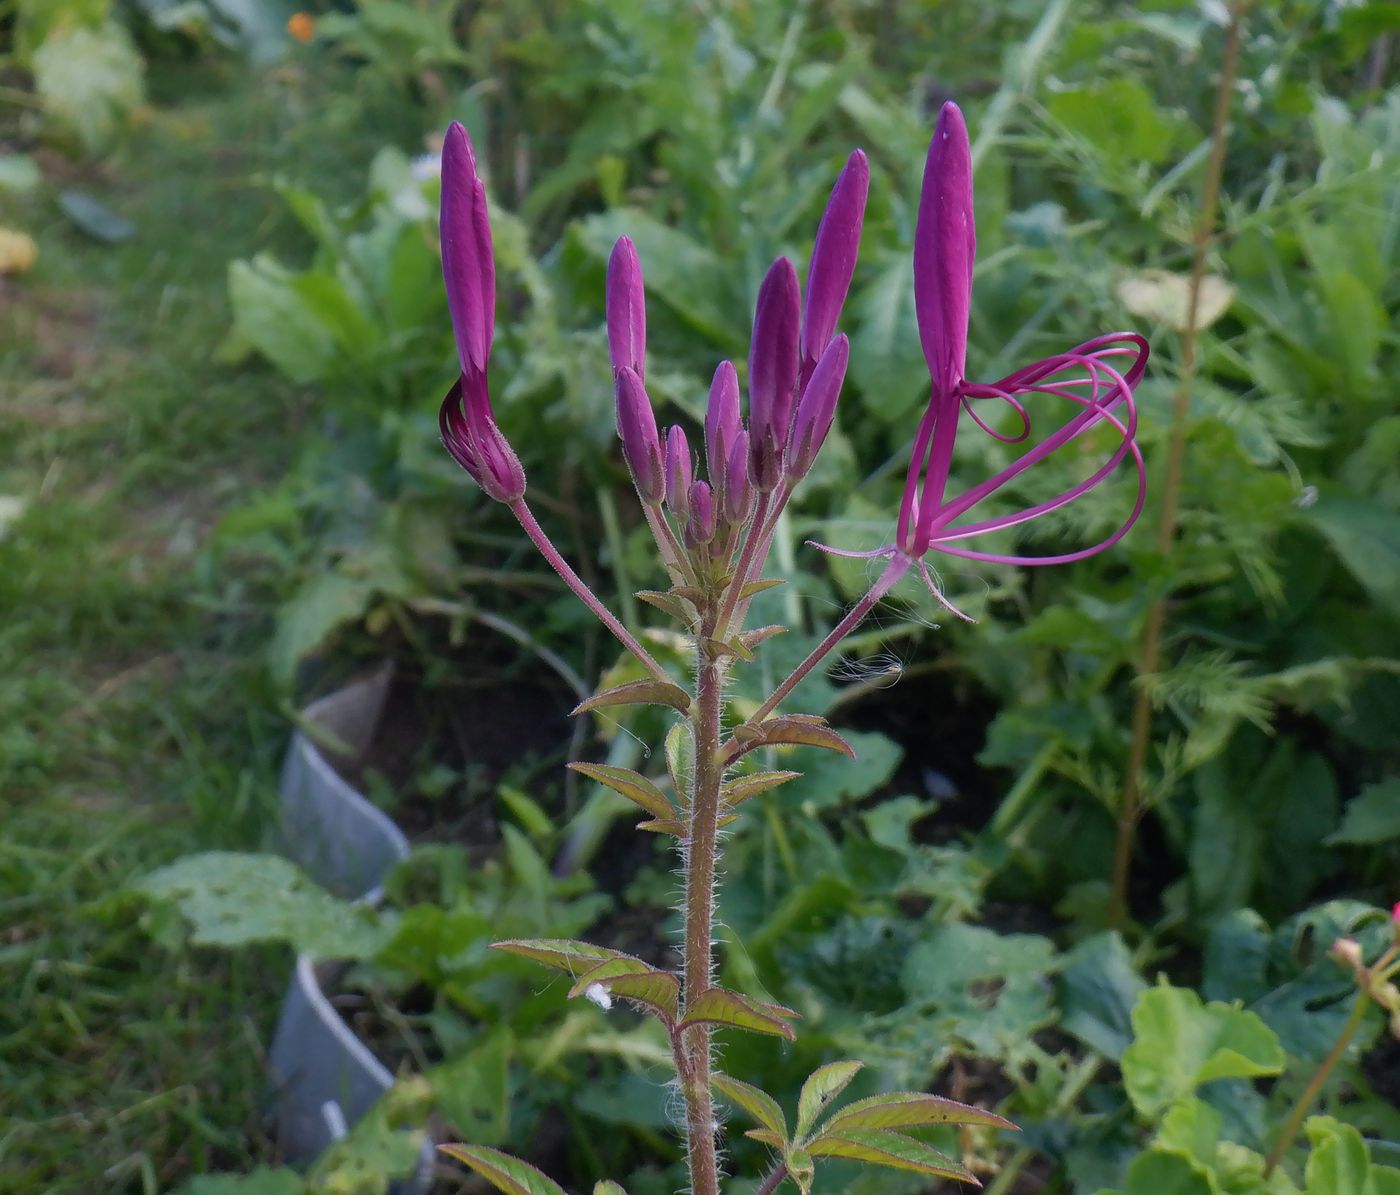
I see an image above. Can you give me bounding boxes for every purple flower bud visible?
[704,360,741,487]
[685,480,715,546]
[441,121,495,376]
[786,333,849,481]
[801,150,868,371]
[749,257,801,491]
[606,236,646,378]
[439,375,525,503]
[615,366,664,504]
[914,102,975,397]
[665,425,692,523]
[723,428,754,525]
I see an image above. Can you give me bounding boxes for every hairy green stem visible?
[1112,0,1251,928]
[678,611,726,1195]
[1262,988,1371,1177]
[746,554,909,728]
[510,499,674,686]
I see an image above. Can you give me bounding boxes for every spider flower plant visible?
[434,105,1146,1195]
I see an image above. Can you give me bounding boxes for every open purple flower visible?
[822,102,1146,620]
[438,121,526,504]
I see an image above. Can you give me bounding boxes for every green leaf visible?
[57,190,135,243]
[175,1168,304,1195]
[635,589,695,623]
[573,678,691,716]
[777,731,901,810]
[806,1128,975,1182]
[795,1060,863,1141]
[1047,76,1183,165]
[491,938,640,977]
[227,255,339,385]
[1304,490,1400,617]
[136,852,389,960]
[1325,779,1400,846]
[1304,1115,1400,1195]
[824,1092,1016,1136]
[428,1030,512,1145]
[569,958,680,1023]
[731,715,855,760]
[0,154,42,195]
[568,763,674,822]
[1121,984,1285,1119]
[787,1145,816,1195]
[594,1184,628,1195]
[1111,1148,1217,1195]
[438,1145,566,1195]
[713,1073,789,1143]
[721,770,803,808]
[32,22,144,152]
[681,987,799,1040]
[1058,932,1147,1062]
[666,721,694,804]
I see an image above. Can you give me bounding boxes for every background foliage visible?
[2,0,1398,1193]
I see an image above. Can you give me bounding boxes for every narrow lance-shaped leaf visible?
[438,1145,567,1195]
[824,1091,1017,1136]
[567,763,674,821]
[806,1128,976,1183]
[666,721,694,805]
[731,715,856,760]
[492,938,641,976]
[739,578,786,599]
[721,770,803,808]
[681,987,800,1040]
[713,1073,789,1144]
[796,1060,864,1141]
[739,625,787,652]
[635,589,695,624]
[573,678,691,716]
[567,956,654,995]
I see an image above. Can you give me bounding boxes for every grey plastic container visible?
[268,669,433,1191]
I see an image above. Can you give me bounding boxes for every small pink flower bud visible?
[615,366,663,504]
[685,480,715,546]
[1329,937,1364,973]
[665,426,693,523]
[749,258,801,491]
[723,429,754,525]
[606,236,647,378]
[705,360,741,489]
[785,333,849,481]
[439,376,525,503]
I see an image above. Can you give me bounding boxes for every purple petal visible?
[606,236,646,378]
[748,256,801,484]
[439,374,524,503]
[723,428,753,525]
[705,360,741,485]
[786,333,849,480]
[801,150,869,368]
[615,366,664,504]
[914,102,975,397]
[441,122,494,375]
[686,480,715,545]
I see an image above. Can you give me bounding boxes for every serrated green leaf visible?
[1121,984,1285,1119]
[572,678,690,716]
[721,770,803,808]
[824,1091,1016,1135]
[136,852,388,960]
[796,1060,863,1141]
[438,1145,566,1195]
[567,763,674,821]
[806,1128,974,1182]
[713,1073,788,1143]
[491,938,639,977]
[682,988,799,1040]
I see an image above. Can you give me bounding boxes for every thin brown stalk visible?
[1110,0,1252,928]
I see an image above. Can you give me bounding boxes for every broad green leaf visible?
[731,715,855,760]
[33,22,144,152]
[1058,932,1147,1062]
[573,678,690,716]
[269,572,376,687]
[1304,1115,1400,1195]
[848,254,927,429]
[176,1169,304,1195]
[594,1184,627,1195]
[795,1060,863,1141]
[568,763,674,821]
[721,770,802,808]
[682,988,799,1040]
[1121,984,1285,1119]
[1047,76,1183,165]
[136,852,388,960]
[491,938,638,977]
[1325,779,1400,846]
[824,1091,1016,1136]
[438,1145,566,1195]
[1108,1148,1217,1195]
[428,1030,512,1145]
[806,1128,974,1182]
[713,1073,788,1143]
[228,255,339,385]
[1304,491,1400,617]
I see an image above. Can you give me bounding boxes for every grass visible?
[0,58,423,1192]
